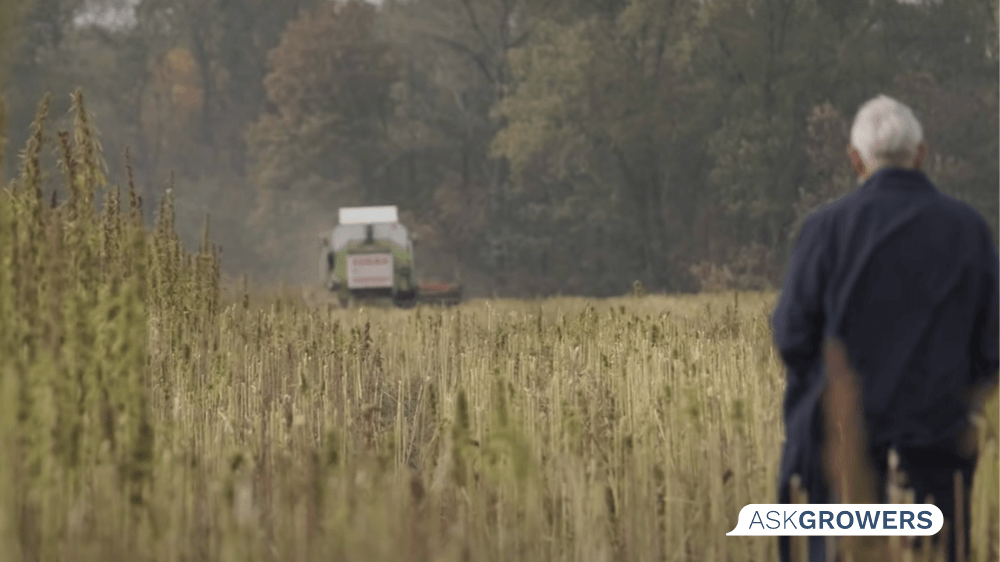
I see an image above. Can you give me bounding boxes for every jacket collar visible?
[860,167,937,193]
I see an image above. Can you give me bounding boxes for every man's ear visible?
[848,147,867,178]
[912,143,927,170]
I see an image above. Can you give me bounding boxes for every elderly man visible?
[772,94,999,562]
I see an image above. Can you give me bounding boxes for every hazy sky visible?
[73,0,139,30]
[72,0,389,31]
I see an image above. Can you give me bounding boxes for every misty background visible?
[0,0,996,298]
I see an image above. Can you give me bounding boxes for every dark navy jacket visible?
[771,168,998,560]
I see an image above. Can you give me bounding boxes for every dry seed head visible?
[18,94,50,197]
[69,89,108,201]
[123,147,142,224]
[57,130,78,207]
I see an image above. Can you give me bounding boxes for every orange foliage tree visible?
[140,48,204,176]
[247,0,399,202]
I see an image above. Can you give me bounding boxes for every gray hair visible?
[849,95,924,172]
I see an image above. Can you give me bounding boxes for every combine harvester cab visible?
[321,206,462,309]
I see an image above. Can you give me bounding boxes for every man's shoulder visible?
[924,190,995,242]
[799,190,861,232]
[805,176,989,234]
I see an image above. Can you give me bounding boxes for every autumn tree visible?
[247,0,399,208]
[0,0,31,87]
[134,0,320,176]
[379,0,535,285]
[1,0,78,182]
[493,0,712,292]
[1,0,168,188]
[139,48,205,178]
[3,0,995,294]
[702,0,998,270]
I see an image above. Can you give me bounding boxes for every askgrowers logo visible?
[727,504,944,536]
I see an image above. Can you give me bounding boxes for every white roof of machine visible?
[338,206,398,225]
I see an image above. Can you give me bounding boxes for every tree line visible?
[1,0,997,296]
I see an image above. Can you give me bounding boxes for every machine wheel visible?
[393,289,418,309]
[338,295,352,309]
[394,296,418,309]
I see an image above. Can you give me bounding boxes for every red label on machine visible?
[346,253,393,289]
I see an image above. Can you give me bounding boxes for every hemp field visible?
[0,95,996,562]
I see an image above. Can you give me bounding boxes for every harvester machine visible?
[320,206,463,309]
